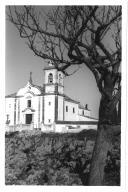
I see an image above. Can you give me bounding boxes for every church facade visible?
[5,62,98,132]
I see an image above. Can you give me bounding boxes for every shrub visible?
[5,130,120,185]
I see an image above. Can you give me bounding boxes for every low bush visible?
[5,129,120,185]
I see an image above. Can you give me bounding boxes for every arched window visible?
[48,73,53,83]
[27,100,31,108]
[59,74,62,84]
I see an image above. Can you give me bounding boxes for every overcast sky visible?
[5,7,101,118]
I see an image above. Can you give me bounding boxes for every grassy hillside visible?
[5,129,120,185]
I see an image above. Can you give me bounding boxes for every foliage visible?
[5,130,120,185]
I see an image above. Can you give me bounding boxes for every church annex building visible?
[5,62,98,133]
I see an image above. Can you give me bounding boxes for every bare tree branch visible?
[7,5,121,102]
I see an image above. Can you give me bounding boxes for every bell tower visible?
[43,61,64,126]
[44,61,64,94]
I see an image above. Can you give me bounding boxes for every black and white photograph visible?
[1,0,127,190]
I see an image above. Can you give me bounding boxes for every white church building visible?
[5,62,98,133]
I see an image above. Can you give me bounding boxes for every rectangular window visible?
[66,106,68,112]
[82,110,84,115]
[7,114,9,120]
[27,100,31,107]
[49,102,51,105]
[6,114,10,124]
[73,107,75,113]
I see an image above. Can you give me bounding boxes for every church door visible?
[26,114,32,124]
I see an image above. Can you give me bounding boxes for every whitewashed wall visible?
[15,93,42,128]
[39,96,43,125]
[44,95,55,125]
[79,108,91,117]
[58,86,64,94]
[57,95,64,121]
[57,71,64,86]
[5,98,15,125]
[55,123,97,133]
[64,101,79,121]
[45,85,55,93]
[32,96,40,127]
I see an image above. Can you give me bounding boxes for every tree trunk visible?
[88,123,113,185]
[88,89,120,185]
[117,100,121,124]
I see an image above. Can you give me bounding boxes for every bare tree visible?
[7,5,121,185]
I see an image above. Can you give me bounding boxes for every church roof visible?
[79,114,98,121]
[32,84,44,94]
[85,116,98,120]
[64,95,80,104]
[5,92,17,98]
[5,84,44,98]
[43,66,56,70]
[5,91,88,109]
[25,72,44,95]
